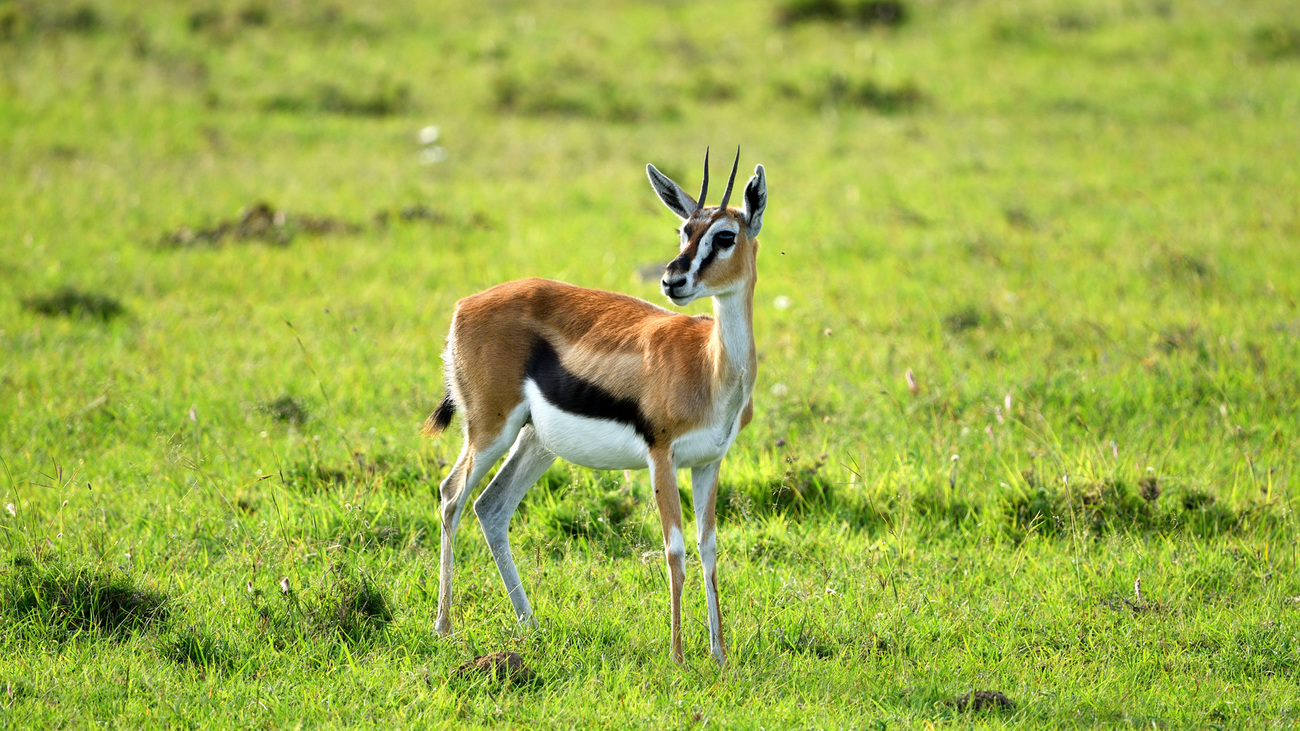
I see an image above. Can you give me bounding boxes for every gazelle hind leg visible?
[435,446,471,635]
[473,424,555,627]
[434,404,529,636]
[691,459,725,666]
[649,448,686,663]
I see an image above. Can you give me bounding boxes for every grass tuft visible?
[262,79,410,117]
[278,452,432,494]
[1251,23,1300,60]
[539,479,640,542]
[248,563,393,646]
[942,305,985,334]
[0,2,103,40]
[492,67,662,122]
[775,72,925,113]
[157,201,363,249]
[776,0,908,28]
[721,454,834,518]
[22,287,126,322]
[2,556,169,638]
[160,625,237,669]
[258,395,310,425]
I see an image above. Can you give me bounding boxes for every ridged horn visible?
[697,146,709,212]
[718,146,740,211]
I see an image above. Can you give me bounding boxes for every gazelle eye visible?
[714,231,736,248]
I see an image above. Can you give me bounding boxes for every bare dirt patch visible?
[450,651,538,686]
[950,690,1015,712]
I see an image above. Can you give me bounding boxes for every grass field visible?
[3,0,1300,726]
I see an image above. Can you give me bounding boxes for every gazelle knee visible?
[697,541,716,569]
[439,486,460,524]
[666,525,687,569]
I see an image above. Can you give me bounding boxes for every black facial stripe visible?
[696,228,737,274]
[525,339,656,447]
[698,239,718,273]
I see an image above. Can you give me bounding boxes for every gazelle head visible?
[647,147,767,307]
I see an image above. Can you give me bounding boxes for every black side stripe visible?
[525,339,657,447]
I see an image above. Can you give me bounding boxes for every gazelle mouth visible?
[662,287,695,307]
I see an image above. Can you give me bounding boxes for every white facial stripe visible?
[690,241,710,278]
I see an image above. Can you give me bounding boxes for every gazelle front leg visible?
[691,459,726,666]
[649,447,686,663]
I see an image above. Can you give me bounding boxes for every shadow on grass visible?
[2,554,169,638]
[1001,472,1275,542]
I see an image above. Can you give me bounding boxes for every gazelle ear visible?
[743,164,766,238]
[646,164,698,220]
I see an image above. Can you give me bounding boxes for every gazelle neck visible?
[710,275,756,385]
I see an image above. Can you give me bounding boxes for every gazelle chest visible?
[670,380,747,468]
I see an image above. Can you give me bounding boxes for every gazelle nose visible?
[662,276,687,292]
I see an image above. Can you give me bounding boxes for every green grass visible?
[2,0,1299,726]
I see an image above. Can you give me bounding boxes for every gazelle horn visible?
[697,146,710,211]
[718,146,740,211]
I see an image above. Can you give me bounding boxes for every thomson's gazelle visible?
[425,148,766,665]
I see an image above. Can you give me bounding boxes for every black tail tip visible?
[422,394,456,437]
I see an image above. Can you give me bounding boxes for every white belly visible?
[524,381,650,470]
[670,410,741,468]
